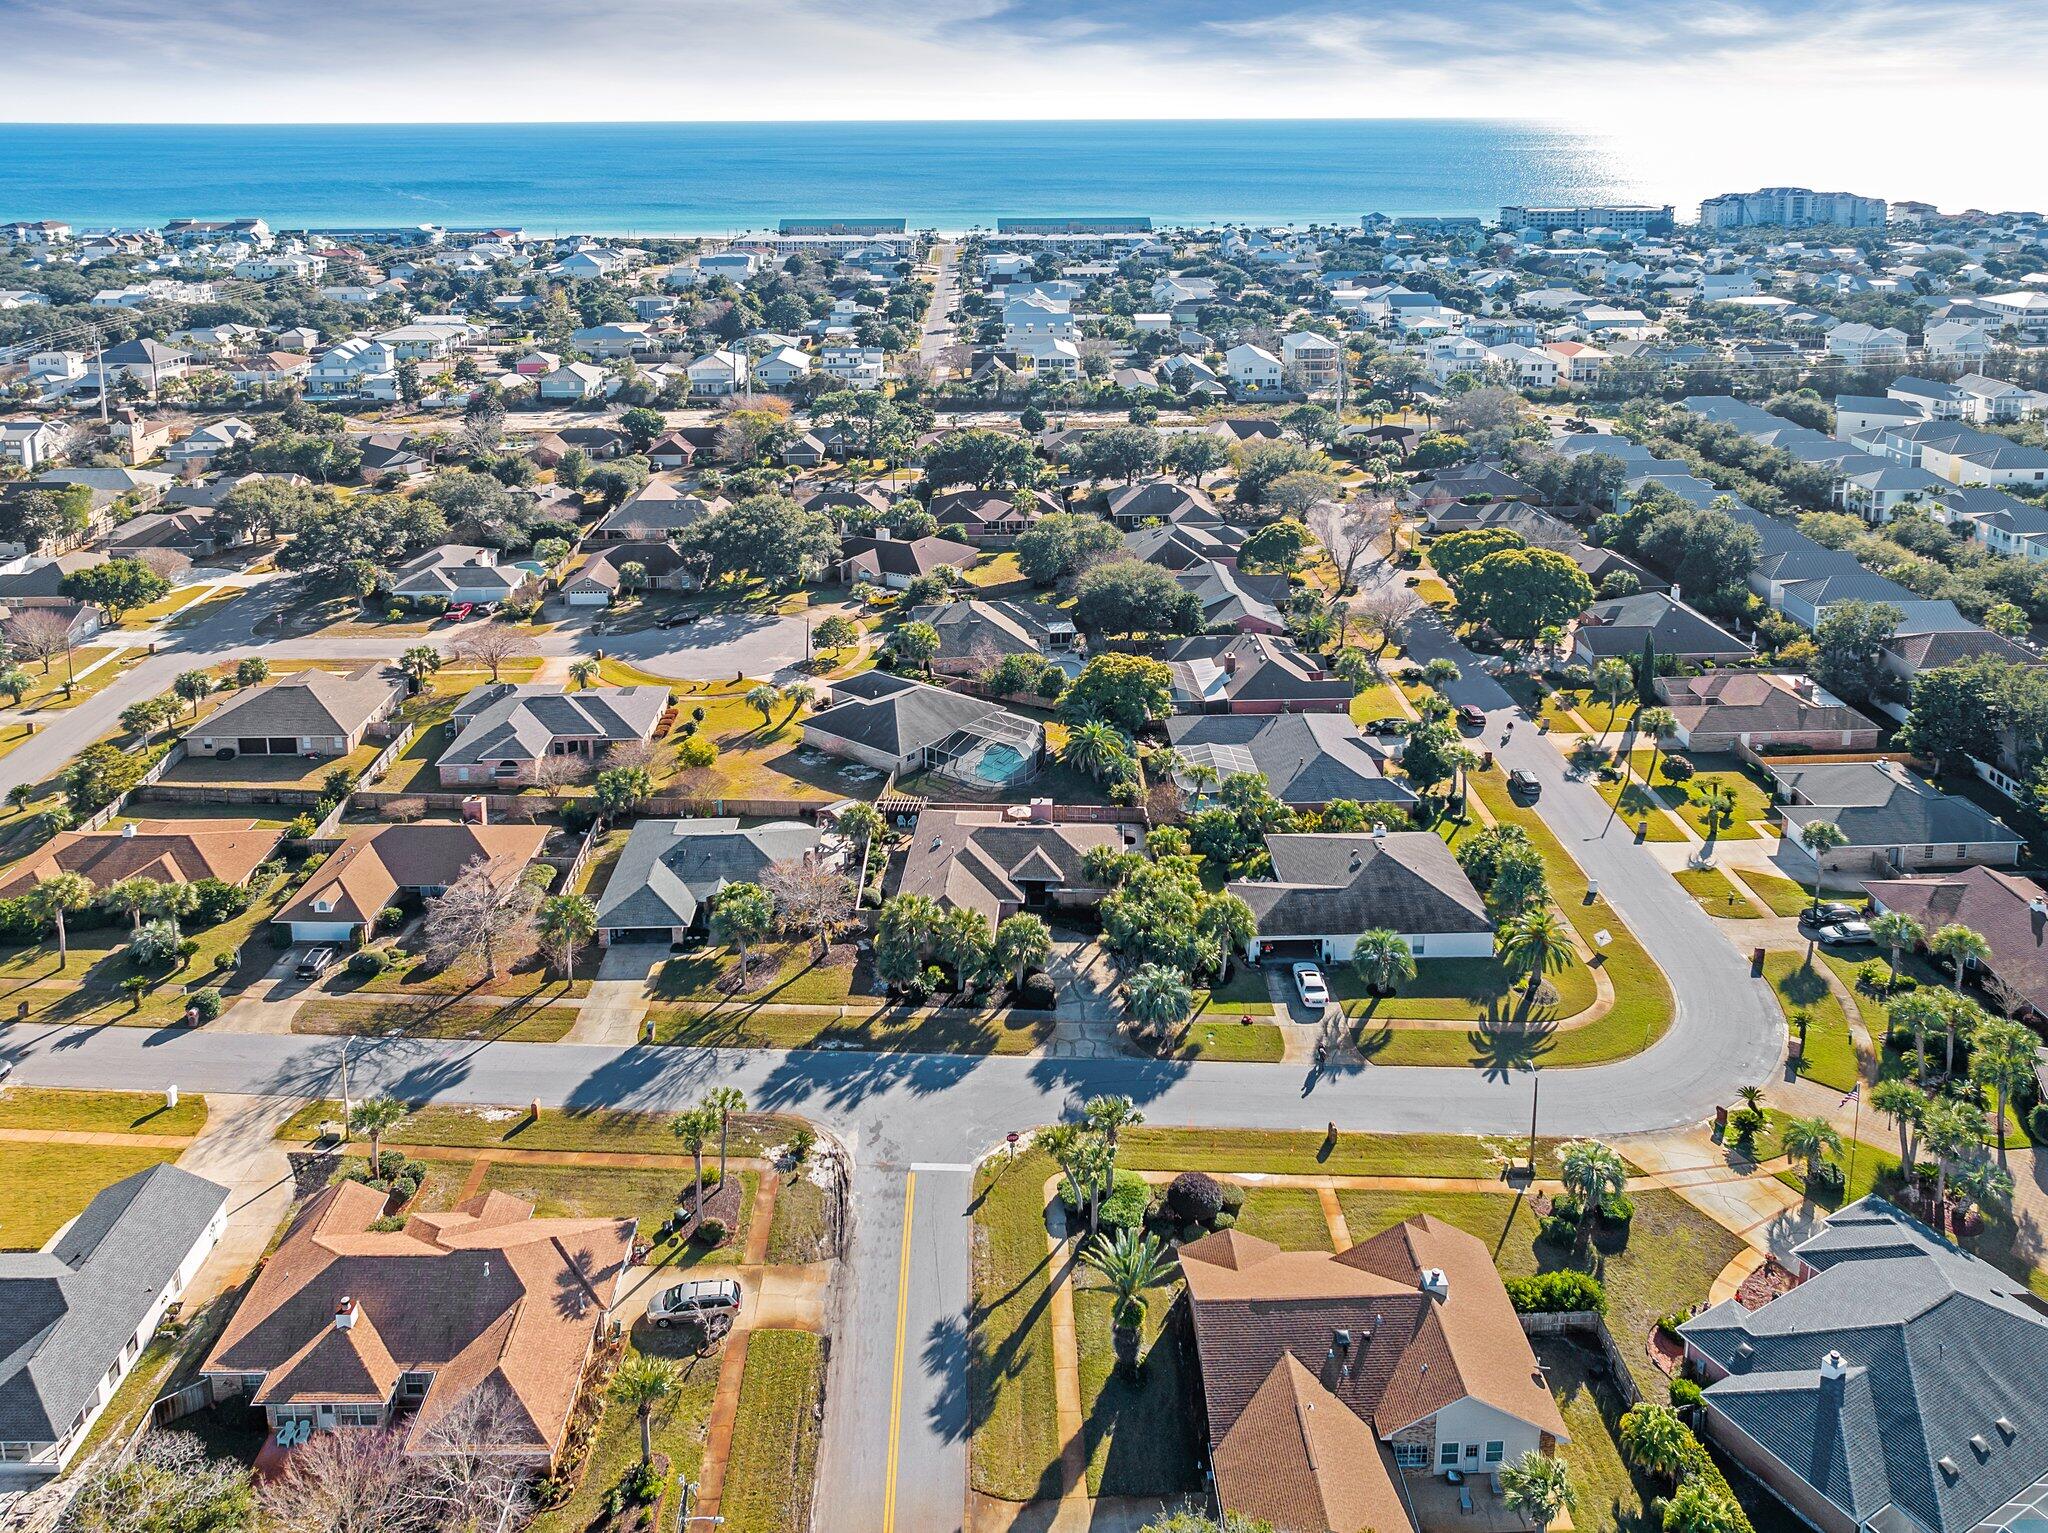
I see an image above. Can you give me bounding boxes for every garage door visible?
[1253,938,1323,963]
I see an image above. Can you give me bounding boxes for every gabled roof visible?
[889,809,1136,926]
[442,684,666,767]
[903,598,1075,665]
[1227,832,1489,937]
[199,666,400,741]
[1865,866,2048,1017]
[0,820,282,900]
[802,671,1031,760]
[279,822,547,928]
[595,817,824,932]
[1168,713,1413,808]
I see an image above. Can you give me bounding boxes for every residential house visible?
[1770,759,2024,879]
[1653,672,1879,753]
[1176,561,1291,634]
[799,671,1043,780]
[1681,1197,2048,1533]
[1126,519,1249,571]
[537,362,609,401]
[905,598,1078,676]
[0,420,65,472]
[305,338,398,401]
[889,808,1139,929]
[1225,344,1284,392]
[928,488,1058,542]
[593,480,723,542]
[685,349,745,396]
[199,1180,632,1467]
[388,545,531,608]
[1183,1215,1570,1533]
[191,666,401,762]
[570,322,654,359]
[1170,713,1416,813]
[834,530,978,590]
[564,540,695,605]
[165,417,256,467]
[438,683,666,787]
[0,1167,230,1484]
[1105,480,1222,530]
[0,819,281,900]
[276,822,549,944]
[1227,831,1494,964]
[1825,323,1909,365]
[594,818,827,944]
[1572,592,1753,666]
[1279,331,1340,391]
[753,345,812,390]
[1157,631,1353,714]
[93,338,189,392]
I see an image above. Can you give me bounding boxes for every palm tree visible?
[102,876,163,934]
[1591,657,1633,744]
[781,681,816,720]
[1558,1139,1629,1218]
[536,893,597,983]
[1780,1115,1844,1190]
[399,645,443,691]
[1939,994,1986,1081]
[672,1106,714,1225]
[1697,784,1739,852]
[1971,1016,2037,1159]
[1351,929,1417,996]
[568,658,600,690]
[1082,1095,1143,1156]
[1872,1078,1928,1170]
[1928,922,1991,1018]
[1618,1403,1691,1482]
[609,1353,683,1468]
[1635,706,1677,788]
[1737,1084,1765,1114]
[1500,1451,1577,1533]
[1195,893,1258,983]
[704,1086,748,1183]
[991,913,1052,989]
[349,1097,408,1178]
[745,682,781,727]
[1923,1099,1988,1221]
[32,872,94,966]
[1498,907,1575,1018]
[1124,961,1194,1042]
[1868,910,1924,994]
[1062,719,1130,784]
[1889,989,1945,1086]
[1080,1228,1175,1377]
[1421,657,1461,689]
[1037,1123,1092,1218]
[1796,820,1849,911]
[1182,760,1220,805]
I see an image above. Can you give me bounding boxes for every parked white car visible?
[1292,962,1329,1010]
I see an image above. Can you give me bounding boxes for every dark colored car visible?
[1507,769,1541,799]
[1456,704,1486,730]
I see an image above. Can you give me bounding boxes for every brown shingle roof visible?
[0,820,280,899]
[204,1180,633,1463]
[1214,1355,1416,1533]
[278,822,547,928]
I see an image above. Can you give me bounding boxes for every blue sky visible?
[2,0,2041,148]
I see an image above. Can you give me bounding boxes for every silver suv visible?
[646,1277,742,1328]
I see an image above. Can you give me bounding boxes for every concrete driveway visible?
[603,609,815,682]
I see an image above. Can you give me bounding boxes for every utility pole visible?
[1526,1067,1541,1178]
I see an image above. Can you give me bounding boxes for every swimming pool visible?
[972,743,1028,785]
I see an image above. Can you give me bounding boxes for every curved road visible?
[0,589,1783,1532]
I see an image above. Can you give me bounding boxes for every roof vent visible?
[1937,1456,1960,1482]
[2030,900,2047,917]
[1995,1417,2016,1440]
[1332,1328,1352,1353]
[1420,1267,1449,1302]
[314,898,333,914]
[1372,822,1388,841]
[1969,1434,1990,1459]
[334,1296,358,1331]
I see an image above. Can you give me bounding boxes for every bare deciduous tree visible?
[763,855,855,955]
[383,796,427,823]
[7,608,73,674]
[132,547,191,584]
[451,626,533,682]
[405,1383,536,1533]
[1348,584,1418,671]
[528,750,587,810]
[421,856,540,980]
[1308,493,1394,599]
[260,1425,419,1533]
[601,737,659,774]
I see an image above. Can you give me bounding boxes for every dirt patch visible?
[1736,1256,1798,1310]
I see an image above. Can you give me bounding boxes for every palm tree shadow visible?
[1468,1016,1556,1079]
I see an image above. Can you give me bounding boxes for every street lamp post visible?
[1526,1067,1541,1178]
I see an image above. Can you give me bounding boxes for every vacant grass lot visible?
[0,1086,206,1135]
[719,1329,826,1533]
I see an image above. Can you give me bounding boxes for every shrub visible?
[1016,971,1056,1010]
[1217,1182,1246,1216]
[376,906,404,931]
[624,1461,664,1503]
[2031,1102,2048,1143]
[1599,1193,1635,1226]
[1728,1105,1766,1142]
[1538,1213,1582,1247]
[1657,1309,1693,1340]
[1807,1159,1846,1199]
[679,735,718,769]
[186,878,251,927]
[285,813,319,840]
[1211,1211,1236,1229]
[348,948,390,978]
[693,1216,729,1247]
[788,1126,816,1164]
[1669,1378,1705,1410]
[130,918,184,968]
[1098,1170,1150,1234]
[185,987,224,1022]
[1166,1171,1226,1224]
[1504,1270,1606,1314]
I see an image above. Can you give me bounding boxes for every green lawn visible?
[1540,1337,1658,1533]
[1674,866,1763,918]
[1231,1186,1335,1249]
[1763,951,1861,1093]
[275,1101,801,1159]
[969,1147,1065,1501]
[654,943,862,1009]
[1347,677,1412,728]
[1334,953,1598,1024]
[764,1169,833,1265]
[527,1335,720,1533]
[292,997,579,1042]
[718,1330,826,1533]
[1172,1020,1285,1062]
[1737,868,1818,918]
[0,1086,206,1135]
[1119,1127,1576,1179]
[1587,767,1689,842]
[0,1142,184,1250]
[1074,1276,1202,1498]
[651,1001,1053,1054]
[470,1161,757,1271]
[1195,966,1274,1017]
[1626,751,1774,841]
[1335,1186,1741,1397]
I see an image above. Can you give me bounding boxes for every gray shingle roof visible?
[802,672,1031,760]
[199,667,399,741]
[442,684,666,767]
[1227,832,1490,938]
[1167,713,1414,807]
[0,1164,228,1441]
[595,818,824,931]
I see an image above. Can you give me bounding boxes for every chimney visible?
[874,526,892,542]
[1819,1349,1849,1382]
[1372,822,1389,841]
[1420,1267,1449,1302]
[334,1296,358,1331]
[1222,652,1238,675]
[121,822,136,838]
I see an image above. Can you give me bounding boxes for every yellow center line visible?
[881,1169,917,1533]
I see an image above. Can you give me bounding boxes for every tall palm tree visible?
[1939,993,1986,1080]
[349,1097,408,1178]
[1351,929,1417,996]
[1558,1139,1629,1218]
[1498,907,1575,1017]
[781,681,817,721]
[568,658,600,690]
[991,913,1052,989]
[609,1353,683,1467]
[1195,893,1257,983]
[1971,1016,2037,1160]
[1698,785,1739,852]
[703,1086,748,1183]
[672,1106,714,1225]
[1797,821,1849,912]
[32,872,94,967]
[744,682,782,727]
[1781,1115,1844,1189]
[1082,1095,1143,1156]
[1928,922,1991,1018]
[1062,719,1131,784]
[536,893,597,983]
[1868,910,1924,994]
[1923,1099,1988,1220]
[1080,1228,1175,1377]
[1635,706,1677,790]
[1500,1452,1577,1533]
[1124,961,1194,1042]
[1591,657,1634,745]
[1872,1078,1928,1170]
[102,876,162,934]
[1888,989,1945,1086]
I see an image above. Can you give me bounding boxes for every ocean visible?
[0,120,1653,235]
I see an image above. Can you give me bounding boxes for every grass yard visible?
[1172,1020,1286,1062]
[156,739,383,793]
[1674,865,1764,918]
[275,1101,804,1159]
[1334,953,1598,1024]
[1737,868,1818,918]
[1195,966,1274,1017]
[764,1168,834,1265]
[333,948,590,1001]
[0,1142,184,1249]
[0,1087,206,1135]
[527,1334,720,1533]
[651,1000,1053,1054]
[718,1329,826,1533]
[123,583,219,627]
[1230,1186,1336,1250]
[1334,1186,1741,1396]
[1763,951,1861,1093]
[1347,676,1413,727]
[1539,1337,1658,1533]
[1587,769,1690,841]
[1538,687,1638,735]
[15,646,135,711]
[655,943,863,1009]
[1629,751,1774,841]
[1119,1127,1575,1179]
[962,550,1030,593]
[470,1161,758,1270]
[968,1146,1064,1501]
[292,997,579,1042]
[1074,1276,1202,1498]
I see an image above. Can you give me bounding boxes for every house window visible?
[1486,1441,1505,1463]
[1395,1443,1429,1469]
[1441,1442,1460,1467]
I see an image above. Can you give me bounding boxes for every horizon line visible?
[0,114,1567,129]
